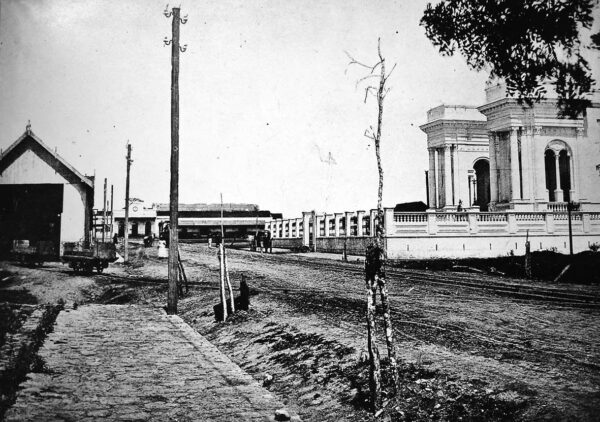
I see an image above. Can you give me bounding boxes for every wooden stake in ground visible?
[177,249,189,295]
[223,247,235,313]
[348,37,399,410]
[218,243,228,321]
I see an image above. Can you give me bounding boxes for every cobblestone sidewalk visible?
[5,304,298,421]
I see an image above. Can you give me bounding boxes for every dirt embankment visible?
[115,243,600,421]
[3,242,600,421]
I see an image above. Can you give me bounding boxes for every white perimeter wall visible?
[386,234,599,259]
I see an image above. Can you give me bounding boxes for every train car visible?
[62,241,117,274]
[10,240,57,266]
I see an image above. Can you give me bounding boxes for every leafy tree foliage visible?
[421,0,599,117]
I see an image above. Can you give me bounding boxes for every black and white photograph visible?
[1,0,600,420]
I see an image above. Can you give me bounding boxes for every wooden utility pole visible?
[102,178,107,242]
[124,143,132,262]
[165,5,187,315]
[110,184,114,237]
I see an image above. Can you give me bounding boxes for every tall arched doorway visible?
[544,140,572,203]
[473,159,490,211]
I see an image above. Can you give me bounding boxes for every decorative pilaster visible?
[428,148,437,208]
[509,127,521,201]
[574,126,585,201]
[488,132,498,204]
[443,145,453,207]
[435,149,442,208]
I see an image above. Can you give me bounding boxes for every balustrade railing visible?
[394,213,427,223]
[548,202,568,212]
[477,213,508,222]
[436,213,468,223]
[515,213,546,222]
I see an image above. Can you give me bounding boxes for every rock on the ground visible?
[274,408,291,421]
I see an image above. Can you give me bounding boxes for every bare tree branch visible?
[355,74,381,89]
[364,86,377,103]
[383,63,397,84]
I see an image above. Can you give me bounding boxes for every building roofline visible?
[0,130,94,188]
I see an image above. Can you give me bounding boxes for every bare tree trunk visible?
[218,243,228,321]
[349,37,399,410]
[365,248,382,412]
[223,247,235,313]
[372,38,399,394]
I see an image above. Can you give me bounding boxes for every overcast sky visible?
[0,0,493,217]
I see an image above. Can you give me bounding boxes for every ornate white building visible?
[265,82,600,258]
[421,82,600,213]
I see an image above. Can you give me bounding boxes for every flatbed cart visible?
[62,241,117,274]
[11,240,57,266]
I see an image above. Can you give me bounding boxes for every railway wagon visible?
[62,241,117,274]
[10,239,57,266]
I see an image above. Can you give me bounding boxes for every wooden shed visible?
[0,129,94,258]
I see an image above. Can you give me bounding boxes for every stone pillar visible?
[509,127,521,201]
[554,151,563,202]
[507,212,517,234]
[295,218,302,237]
[582,212,591,233]
[324,215,331,237]
[428,148,437,208]
[444,145,453,208]
[384,208,395,236]
[467,212,479,234]
[315,215,323,238]
[546,212,555,234]
[523,126,535,202]
[488,132,498,204]
[276,220,282,238]
[334,213,343,237]
[575,127,585,201]
[568,152,576,201]
[426,209,438,235]
[345,211,353,236]
[356,210,365,236]
[533,126,547,203]
[311,211,318,252]
[302,212,311,247]
[435,149,441,208]
[369,209,377,237]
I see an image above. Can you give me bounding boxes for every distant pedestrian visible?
[263,230,272,254]
[113,233,118,245]
[457,199,464,212]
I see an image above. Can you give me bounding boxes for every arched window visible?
[473,159,490,211]
[544,140,572,203]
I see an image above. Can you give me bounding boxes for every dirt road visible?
[2,243,600,421]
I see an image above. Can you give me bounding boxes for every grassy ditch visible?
[0,303,63,419]
[390,250,600,283]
